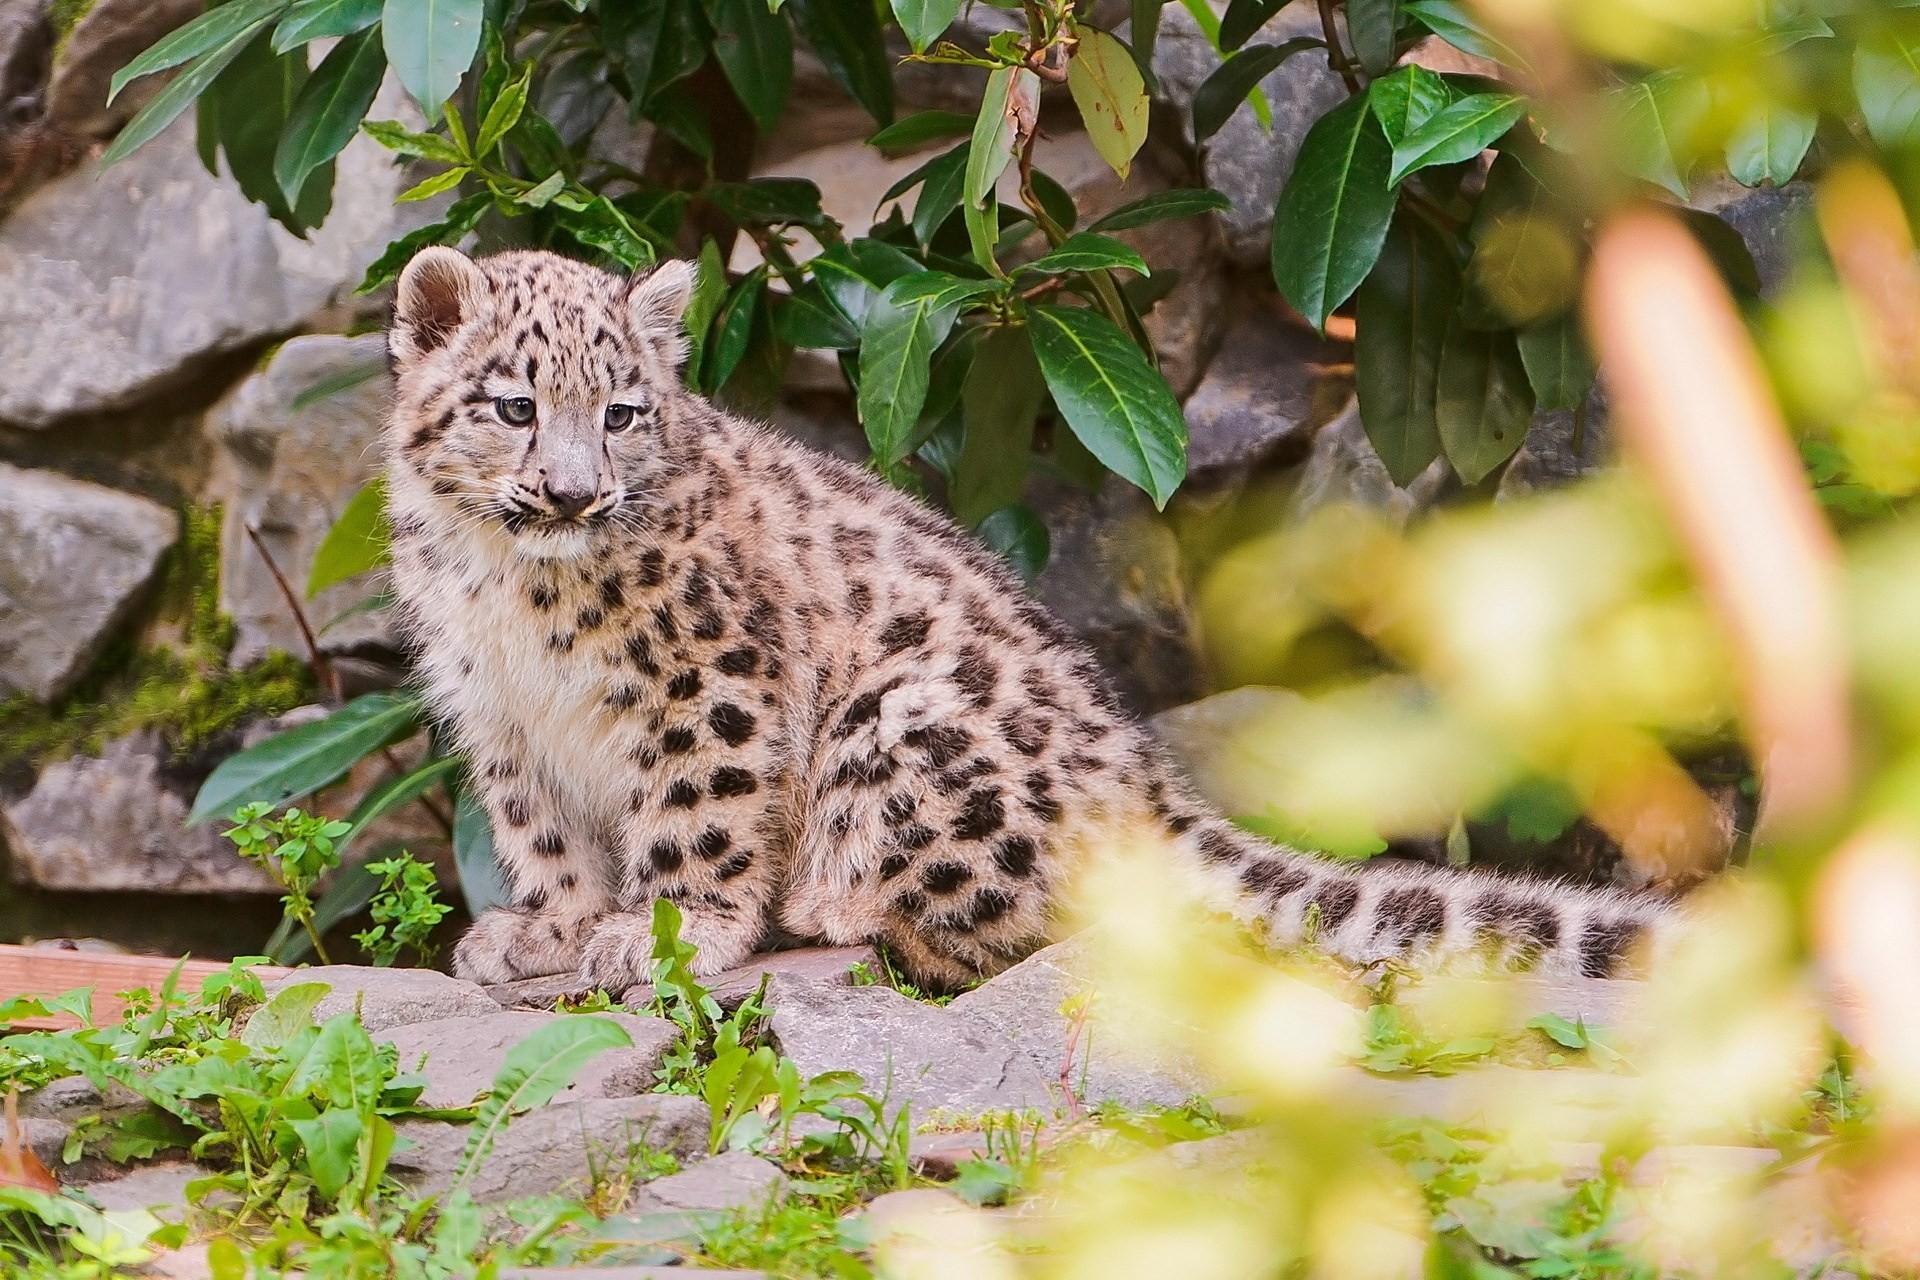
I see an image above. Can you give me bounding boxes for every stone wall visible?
[0,0,1802,926]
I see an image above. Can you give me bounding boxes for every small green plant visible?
[351,853,452,968]
[1358,1003,1499,1077]
[224,803,351,964]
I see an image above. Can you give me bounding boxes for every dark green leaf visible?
[1612,76,1699,199]
[599,0,667,105]
[275,28,387,205]
[1856,30,1920,152]
[290,1110,361,1202]
[1463,152,1576,328]
[708,177,826,228]
[1270,93,1397,332]
[1388,92,1524,184]
[382,0,483,122]
[1017,232,1149,278]
[1028,305,1187,507]
[557,196,658,270]
[1436,312,1534,484]
[1355,218,1457,487]
[1725,103,1816,187]
[643,82,713,159]
[911,144,969,245]
[275,0,382,51]
[309,477,391,597]
[453,787,507,917]
[189,693,424,824]
[475,63,530,153]
[103,11,287,167]
[1348,0,1400,75]
[1219,0,1290,52]
[774,284,860,350]
[978,505,1050,582]
[706,270,767,392]
[888,272,1000,310]
[109,0,289,104]
[202,28,332,233]
[1367,64,1451,146]
[1402,0,1529,72]
[1193,39,1322,143]
[786,0,892,127]
[1515,313,1593,412]
[705,0,793,133]
[857,274,969,467]
[360,117,466,162]
[1132,0,1169,63]
[342,756,459,844]
[291,359,385,412]
[356,191,491,292]
[869,110,973,150]
[1029,168,1078,234]
[1676,208,1762,297]
[880,140,962,204]
[967,66,1024,208]
[891,0,961,54]
[1088,188,1231,232]
[952,325,1045,525]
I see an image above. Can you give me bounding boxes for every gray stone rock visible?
[1497,396,1611,500]
[0,77,435,429]
[18,1115,66,1169]
[267,966,501,1034]
[620,944,881,1010]
[948,933,1212,1110]
[632,1151,787,1213]
[1030,474,1205,716]
[1287,398,1452,525]
[502,1271,766,1280]
[383,1011,679,1110]
[206,333,395,667]
[2,730,280,893]
[766,973,1055,1119]
[908,1130,986,1180]
[1691,177,1814,299]
[389,1094,709,1201]
[1182,294,1354,482]
[0,0,49,108]
[76,1160,204,1211]
[19,1075,148,1126]
[1145,4,1350,268]
[43,0,197,137]
[0,463,176,702]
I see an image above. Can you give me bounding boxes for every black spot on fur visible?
[693,827,730,860]
[715,646,759,676]
[533,831,566,857]
[600,574,624,608]
[1197,828,1240,864]
[1309,879,1361,932]
[952,788,1006,841]
[638,548,666,587]
[1024,772,1061,823]
[710,767,758,798]
[847,582,873,617]
[923,862,972,894]
[625,632,659,676]
[879,611,932,656]
[547,631,575,653]
[502,797,530,827]
[993,836,1038,877]
[953,646,998,708]
[1579,917,1643,978]
[898,824,937,850]
[880,853,910,879]
[665,779,701,808]
[883,793,918,823]
[649,840,683,873]
[667,669,702,700]
[965,887,1016,928]
[692,607,726,640]
[652,604,679,641]
[708,703,756,747]
[1376,885,1448,946]
[530,583,558,611]
[661,726,696,754]
[934,756,995,795]
[715,851,753,880]
[604,686,640,712]
[893,890,928,918]
[1468,892,1562,967]
[683,567,713,607]
[576,605,605,631]
[832,753,898,789]
[906,724,970,770]
[1240,860,1311,901]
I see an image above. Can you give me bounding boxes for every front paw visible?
[453,909,594,984]
[578,913,657,992]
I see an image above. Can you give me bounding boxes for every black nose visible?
[543,481,597,518]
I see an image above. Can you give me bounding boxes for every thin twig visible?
[1316,0,1363,93]
[244,524,339,702]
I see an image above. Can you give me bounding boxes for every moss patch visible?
[46,0,98,54]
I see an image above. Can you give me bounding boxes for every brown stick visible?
[1316,0,1363,93]
[244,524,340,703]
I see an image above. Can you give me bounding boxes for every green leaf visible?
[241,982,330,1048]
[1193,39,1321,144]
[291,1110,362,1202]
[382,0,484,123]
[475,63,530,153]
[291,1013,386,1114]
[1515,313,1592,412]
[1526,1012,1590,1050]
[707,270,768,393]
[342,756,459,844]
[1725,103,1816,187]
[891,0,961,54]
[910,143,969,246]
[1029,305,1187,508]
[1387,92,1525,184]
[453,786,507,917]
[967,66,1026,209]
[785,0,892,127]
[189,692,424,824]
[1270,92,1397,332]
[774,284,860,350]
[291,358,384,413]
[1133,0,1170,63]
[275,28,387,206]
[1612,76,1698,199]
[109,0,289,103]
[274,0,382,51]
[1219,0,1289,52]
[1402,0,1530,72]
[359,117,466,163]
[1017,232,1149,278]
[357,190,490,292]
[1436,312,1534,484]
[868,109,972,150]
[309,477,391,597]
[888,272,1001,311]
[952,324,1046,526]
[266,853,386,963]
[1856,30,1920,152]
[1355,217,1457,487]
[858,274,969,467]
[202,28,331,233]
[600,0,667,104]
[1088,188,1231,232]
[1367,64,1452,145]
[977,506,1050,582]
[1067,28,1148,180]
[1348,0,1400,75]
[401,165,469,201]
[705,0,793,134]
[102,10,287,167]
[456,1017,634,1189]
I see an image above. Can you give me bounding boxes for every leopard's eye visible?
[495,396,536,426]
[604,403,636,432]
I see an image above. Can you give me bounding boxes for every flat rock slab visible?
[501,1270,766,1280]
[632,1151,787,1214]
[488,946,877,1013]
[767,973,1054,1119]
[390,1094,708,1203]
[383,1011,679,1109]
[76,1160,205,1213]
[267,967,500,1033]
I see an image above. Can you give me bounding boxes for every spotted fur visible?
[383,246,1674,993]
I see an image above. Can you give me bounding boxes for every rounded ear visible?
[627,259,697,367]
[390,246,485,368]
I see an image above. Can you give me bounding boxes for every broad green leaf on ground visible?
[705,0,793,133]
[978,505,1050,582]
[309,477,392,597]
[102,7,288,166]
[275,0,382,51]
[188,692,424,824]
[786,0,892,126]
[1388,92,1524,184]
[1725,103,1816,187]
[289,1110,361,1202]
[1402,0,1530,73]
[1193,39,1321,144]
[109,0,288,103]
[1017,233,1149,278]
[275,28,387,205]
[1348,0,1400,74]
[357,190,491,291]
[453,787,507,917]
[869,110,973,150]
[1029,305,1188,507]
[952,325,1047,526]
[1068,27,1149,179]
[1355,218,1459,487]
[599,1,667,103]
[892,0,962,54]
[457,1018,634,1188]
[1367,63,1452,145]
[967,67,1029,209]
[858,275,969,467]
[382,0,483,123]
[1218,0,1290,51]
[241,982,330,1049]
[1436,312,1535,484]
[1270,93,1396,332]
[1516,312,1594,412]
[1089,188,1231,232]
[1611,75,1706,199]
[1855,30,1920,152]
